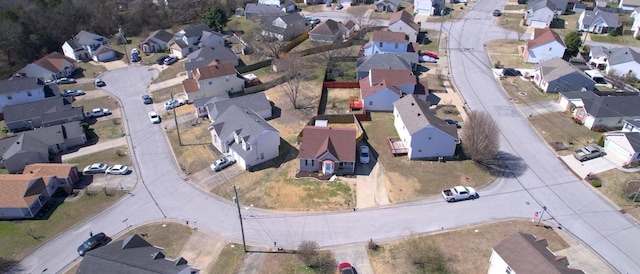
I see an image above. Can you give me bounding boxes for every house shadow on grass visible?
[248,138,298,172]
[483,151,527,178]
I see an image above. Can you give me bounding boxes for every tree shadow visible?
[0,258,21,273]
[482,151,528,178]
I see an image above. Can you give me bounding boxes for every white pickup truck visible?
[86,108,111,117]
[442,186,478,202]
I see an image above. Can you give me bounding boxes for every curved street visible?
[12,3,640,274]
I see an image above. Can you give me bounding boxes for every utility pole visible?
[170,93,182,146]
[233,186,247,252]
[536,206,547,226]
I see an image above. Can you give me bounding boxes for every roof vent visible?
[411,103,414,106]
[417,113,421,116]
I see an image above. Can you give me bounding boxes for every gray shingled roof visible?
[74,30,108,46]
[211,105,278,145]
[356,53,417,74]
[245,3,284,17]
[393,95,458,138]
[621,132,640,151]
[186,47,238,64]
[261,13,306,35]
[580,9,618,30]
[206,92,271,120]
[143,29,174,44]
[527,0,565,12]
[493,233,585,274]
[560,90,640,117]
[625,119,640,128]
[184,58,215,71]
[536,57,592,82]
[0,133,49,163]
[77,234,197,274]
[607,46,640,66]
[0,77,46,95]
[3,97,81,124]
[181,23,210,39]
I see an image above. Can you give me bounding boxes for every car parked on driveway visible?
[164,56,178,65]
[56,77,76,84]
[83,163,109,174]
[148,111,161,124]
[339,262,356,274]
[142,94,153,104]
[95,78,106,87]
[573,146,605,161]
[164,99,185,110]
[77,232,109,256]
[211,156,236,172]
[63,89,85,97]
[86,108,111,117]
[106,164,130,175]
[444,119,461,128]
[155,55,170,65]
[420,51,439,59]
[360,145,370,164]
[502,68,522,77]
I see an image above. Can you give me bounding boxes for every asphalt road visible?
[12,7,640,274]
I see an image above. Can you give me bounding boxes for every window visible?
[549,47,552,51]
[339,162,343,167]
[311,160,314,166]
[27,91,32,96]
[506,266,512,274]
[260,153,264,160]
[369,101,373,105]
[209,81,212,85]
[379,42,383,47]
[6,95,11,100]
[395,43,398,48]
[226,76,230,82]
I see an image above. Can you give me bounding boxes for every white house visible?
[170,23,211,58]
[533,58,596,93]
[182,61,244,100]
[359,68,427,111]
[622,119,640,132]
[604,132,640,166]
[577,9,619,34]
[604,46,640,80]
[17,52,78,81]
[362,30,410,56]
[523,27,566,63]
[0,77,52,113]
[525,0,567,27]
[139,29,174,53]
[414,0,443,15]
[393,95,459,159]
[209,105,280,170]
[62,30,116,62]
[619,0,640,11]
[388,10,420,43]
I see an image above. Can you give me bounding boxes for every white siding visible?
[364,89,400,111]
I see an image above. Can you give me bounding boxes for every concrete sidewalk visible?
[149,74,188,93]
[61,137,128,161]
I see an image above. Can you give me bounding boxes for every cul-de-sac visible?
[1,0,640,273]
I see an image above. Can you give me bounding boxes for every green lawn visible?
[64,146,133,169]
[209,243,247,274]
[87,118,125,141]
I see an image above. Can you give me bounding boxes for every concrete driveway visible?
[330,244,375,274]
[559,154,621,179]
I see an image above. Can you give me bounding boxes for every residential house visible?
[567,0,587,13]
[3,97,84,133]
[182,61,245,100]
[356,53,419,80]
[309,19,349,43]
[533,58,596,93]
[17,52,78,82]
[299,126,356,175]
[201,92,272,120]
[139,29,174,53]
[393,95,459,159]
[62,30,116,62]
[0,77,60,113]
[388,10,420,43]
[588,45,610,69]
[77,234,200,273]
[557,91,640,129]
[244,3,285,22]
[0,176,49,219]
[375,0,401,12]
[261,13,308,41]
[603,46,640,80]
[632,10,640,38]
[199,30,227,48]
[23,163,80,195]
[619,0,640,11]
[414,0,444,15]
[362,30,410,56]
[488,233,584,274]
[525,0,568,27]
[359,68,428,111]
[604,132,640,165]
[186,46,240,67]
[169,23,211,58]
[577,9,619,34]
[193,95,229,118]
[523,27,566,63]
[209,105,280,170]
[622,118,640,132]
[259,0,296,12]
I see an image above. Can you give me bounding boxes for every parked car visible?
[141,94,153,104]
[131,53,141,62]
[444,119,461,128]
[77,232,109,256]
[420,51,439,59]
[164,56,178,65]
[502,68,522,77]
[336,3,343,9]
[148,111,161,124]
[164,99,185,110]
[419,55,437,63]
[95,78,106,87]
[573,146,605,161]
[211,156,236,172]
[56,77,76,84]
[155,55,170,65]
[339,262,356,274]
[360,145,370,164]
[325,1,331,7]
[307,17,321,24]
[106,164,130,175]
[86,108,111,117]
[83,163,109,174]
[63,89,85,97]
[493,9,502,16]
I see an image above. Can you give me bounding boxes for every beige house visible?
[182,61,245,100]
[388,10,419,43]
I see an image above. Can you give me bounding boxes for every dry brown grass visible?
[500,78,558,103]
[151,85,183,103]
[485,40,534,69]
[324,88,360,114]
[165,108,217,175]
[369,220,570,274]
[528,112,603,156]
[118,222,193,258]
[496,13,527,34]
[260,250,333,274]
[362,112,494,202]
[594,169,640,222]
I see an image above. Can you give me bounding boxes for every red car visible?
[420,51,439,59]
[339,262,356,274]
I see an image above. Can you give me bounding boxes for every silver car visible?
[210,156,236,172]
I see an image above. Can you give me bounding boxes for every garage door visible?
[605,138,631,160]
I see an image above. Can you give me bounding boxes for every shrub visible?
[597,135,605,147]
[592,125,607,133]
[116,149,126,157]
[591,180,602,187]
[297,240,319,266]
[367,239,379,250]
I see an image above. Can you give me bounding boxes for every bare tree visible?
[277,52,307,109]
[0,20,24,66]
[347,6,371,33]
[297,240,319,266]
[460,111,500,164]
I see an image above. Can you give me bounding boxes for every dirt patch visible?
[324,88,360,115]
[368,220,570,274]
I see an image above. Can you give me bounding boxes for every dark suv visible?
[77,232,109,256]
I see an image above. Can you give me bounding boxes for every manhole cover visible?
[519,92,527,96]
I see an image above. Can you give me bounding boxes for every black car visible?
[502,68,521,77]
[444,119,461,128]
[155,55,169,65]
[77,232,109,256]
[142,94,153,104]
[164,56,178,65]
[493,9,502,16]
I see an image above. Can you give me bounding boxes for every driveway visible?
[560,153,627,179]
[330,244,375,274]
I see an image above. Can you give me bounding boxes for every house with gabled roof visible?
[577,9,619,34]
[170,23,211,58]
[622,118,640,132]
[3,97,84,133]
[393,95,458,159]
[299,125,356,175]
[139,29,174,53]
[523,27,566,63]
[77,234,200,273]
[309,19,349,43]
[388,10,420,43]
[0,77,61,113]
[359,68,428,111]
[356,53,419,80]
[209,105,280,170]
[182,61,244,100]
[375,0,401,12]
[244,3,285,22]
[533,58,596,93]
[488,233,584,274]
[525,0,568,27]
[557,90,640,129]
[186,46,239,66]
[603,46,640,80]
[22,163,80,195]
[202,92,272,121]
[362,30,411,56]
[0,176,49,219]
[414,0,444,15]
[261,13,308,41]
[62,30,116,62]
[604,131,640,166]
[17,52,78,82]
[619,0,640,10]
